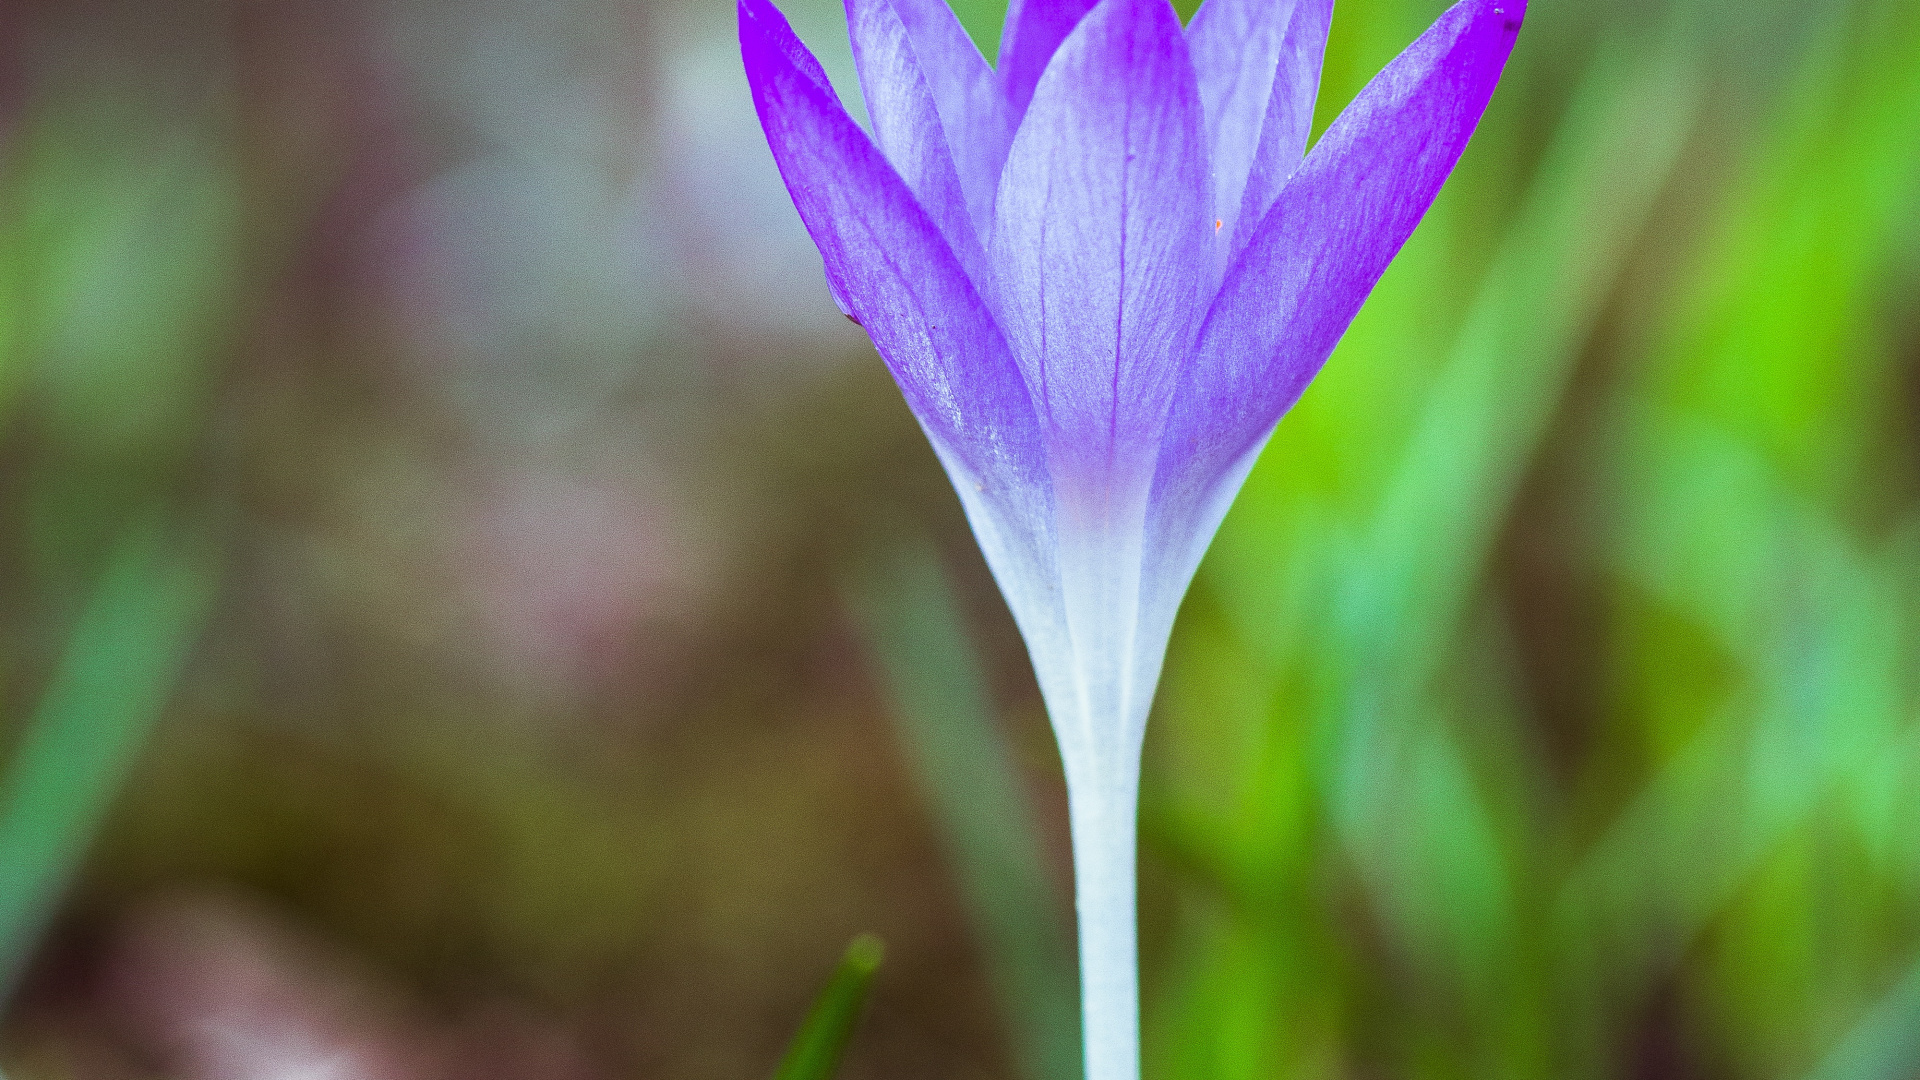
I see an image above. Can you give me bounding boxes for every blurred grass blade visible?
[844,538,1081,1080]
[1563,0,1920,1000]
[1802,957,1920,1080]
[1347,35,1698,686]
[0,521,218,999]
[1325,30,1697,982]
[774,935,885,1080]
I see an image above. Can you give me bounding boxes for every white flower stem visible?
[1067,763,1141,1080]
[1033,488,1159,1080]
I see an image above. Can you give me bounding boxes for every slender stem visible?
[1068,769,1141,1080]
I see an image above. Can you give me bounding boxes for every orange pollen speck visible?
[1214,218,1224,232]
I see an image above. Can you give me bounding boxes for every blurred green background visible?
[1,0,1917,1077]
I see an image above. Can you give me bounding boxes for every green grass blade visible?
[773,935,886,1080]
[844,538,1081,1080]
[0,521,218,999]
[1568,0,1920,986]
[1348,35,1698,688]
[1801,957,1920,1080]
[1324,29,1698,989]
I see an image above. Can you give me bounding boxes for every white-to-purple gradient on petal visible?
[741,0,1522,1076]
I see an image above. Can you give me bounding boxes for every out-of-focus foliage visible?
[0,0,1917,1077]
[1148,2,1920,1079]
[0,37,232,1008]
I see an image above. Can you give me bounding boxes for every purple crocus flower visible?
[741,0,1521,1075]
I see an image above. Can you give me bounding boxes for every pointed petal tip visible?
[737,0,785,55]
[739,0,838,100]
[1464,0,1526,49]
[737,0,772,32]
[1473,0,1526,83]
[997,0,1101,115]
[1406,0,1524,101]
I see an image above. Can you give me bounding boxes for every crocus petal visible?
[990,0,1211,490]
[878,0,1016,240]
[742,0,855,318]
[740,0,1048,499]
[846,0,990,277]
[996,0,1100,121]
[1147,0,1523,608]
[1186,0,1331,255]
